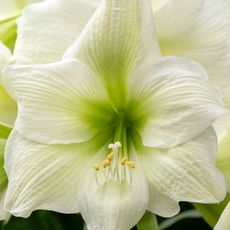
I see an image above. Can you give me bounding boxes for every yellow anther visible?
[121,157,128,165]
[93,164,100,171]
[103,159,110,168]
[126,161,135,169]
[107,152,114,161]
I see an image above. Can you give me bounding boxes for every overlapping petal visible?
[4,130,110,217]
[14,0,100,64]
[139,127,226,217]
[79,157,148,230]
[4,59,114,144]
[128,57,224,148]
[153,0,230,105]
[64,0,160,108]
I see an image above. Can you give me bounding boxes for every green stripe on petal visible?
[64,0,160,109]
[128,57,224,148]
[4,130,111,217]
[4,59,114,144]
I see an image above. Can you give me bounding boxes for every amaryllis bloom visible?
[3,0,226,229]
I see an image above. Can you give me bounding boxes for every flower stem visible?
[137,212,159,230]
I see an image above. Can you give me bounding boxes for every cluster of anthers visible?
[93,141,136,185]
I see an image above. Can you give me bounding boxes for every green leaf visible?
[0,124,12,139]
[194,193,230,227]
[137,212,159,230]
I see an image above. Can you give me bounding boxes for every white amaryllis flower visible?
[215,202,230,230]
[3,0,226,229]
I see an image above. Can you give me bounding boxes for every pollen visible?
[93,141,136,184]
[103,159,110,168]
[93,164,100,171]
[121,157,128,165]
[107,152,114,161]
[126,161,135,169]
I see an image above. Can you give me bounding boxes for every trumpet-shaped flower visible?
[3,0,226,229]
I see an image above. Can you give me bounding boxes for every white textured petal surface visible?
[64,0,160,107]
[129,57,224,148]
[79,156,148,230]
[214,202,230,230]
[14,0,100,64]
[4,59,112,144]
[139,127,226,217]
[154,0,230,95]
[4,130,108,217]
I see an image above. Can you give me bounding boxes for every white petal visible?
[0,0,22,20]
[4,130,109,217]
[139,127,226,217]
[4,59,112,144]
[79,153,148,230]
[14,0,100,64]
[0,192,10,221]
[214,202,230,230]
[154,0,230,93]
[64,0,160,108]
[128,57,224,148]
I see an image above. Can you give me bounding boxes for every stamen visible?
[92,142,136,185]
[121,157,128,165]
[108,141,122,181]
[126,161,135,169]
[103,159,110,168]
[93,164,100,171]
[107,152,114,161]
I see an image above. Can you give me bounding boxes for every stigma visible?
[93,141,135,185]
